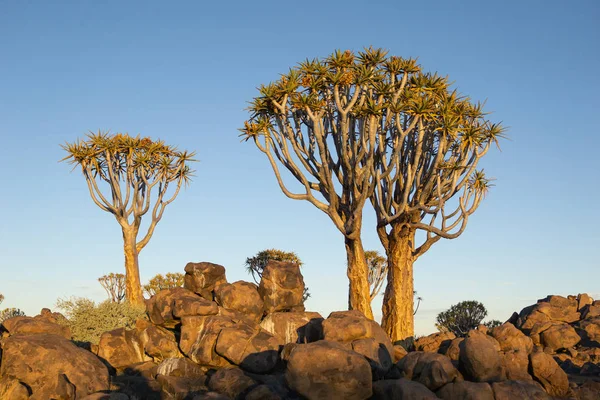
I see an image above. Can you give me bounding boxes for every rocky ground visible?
[0,260,599,399]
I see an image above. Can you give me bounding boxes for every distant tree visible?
[0,294,4,305]
[143,272,184,297]
[0,308,26,323]
[436,300,488,337]
[61,132,196,305]
[365,250,387,301]
[98,273,126,303]
[414,291,423,316]
[245,249,310,302]
[484,319,503,329]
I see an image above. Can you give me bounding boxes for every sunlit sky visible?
[0,1,598,335]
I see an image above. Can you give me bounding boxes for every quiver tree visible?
[98,273,126,303]
[436,300,488,337]
[143,272,184,297]
[359,51,505,341]
[240,49,414,318]
[365,250,387,301]
[61,132,196,305]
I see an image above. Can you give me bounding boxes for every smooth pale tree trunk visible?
[381,226,416,342]
[345,236,374,320]
[122,228,144,306]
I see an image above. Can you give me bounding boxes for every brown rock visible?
[98,328,147,369]
[245,384,286,400]
[184,262,228,300]
[352,337,393,378]
[371,378,438,399]
[260,312,323,344]
[580,304,600,319]
[208,368,257,399]
[578,293,594,311]
[501,351,531,381]
[157,375,208,399]
[215,281,264,323]
[0,334,109,399]
[529,350,569,397]
[489,323,533,354]
[121,361,158,379]
[147,287,219,326]
[397,351,460,392]
[539,295,577,308]
[436,381,495,400]
[138,323,181,362]
[110,375,162,400]
[215,323,280,374]
[258,261,305,313]
[179,315,235,367]
[540,323,580,351]
[393,344,408,362]
[444,338,464,361]
[414,331,456,354]
[1,316,71,339]
[578,316,600,345]
[491,380,550,400]
[322,310,394,358]
[0,377,31,400]
[156,357,207,378]
[571,380,600,400]
[458,330,505,382]
[79,392,130,400]
[285,340,372,400]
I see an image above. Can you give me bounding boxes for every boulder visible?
[393,344,408,362]
[529,349,569,397]
[260,311,323,344]
[322,310,394,356]
[444,338,464,361]
[184,262,228,300]
[285,340,372,400]
[79,392,130,400]
[397,351,460,392]
[98,327,148,369]
[414,331,456,354]
[208,367,257,399]
[540,323,580,351]
[577,293,594,311]
[179,315,236,367]
[156,375,208,399]
[0,376,31,400]
[0,334,109,399]
[146,287,219,326]
[136,320,181,362]
[489,323,533,354]
[571,380,600,400]
[500,351,531,381]
[458,330,504,382]
[245,384,287,400]
[491,380,550,400]
[580,304,600,319]
[352,337,393,379]
[156,357,207,378]
[214,323,280,374]
[578,316,600,345]
[1,315,71,339]
[258,261,305,313]
[371,378,438,400]
[217,306,258,326]
[436,381,495,400]
[110,375,162,400]
[215,281,264,323]
[121,361,159,379]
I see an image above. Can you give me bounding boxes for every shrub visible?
[0,308,26,323]
[484,319,503,329]
[143,272,184,298]
[56,297,146,344]
[436,300,488,337]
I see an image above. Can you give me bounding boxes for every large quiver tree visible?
[241,49,404,319]
[364,56,505,341]
[61,132,196,305]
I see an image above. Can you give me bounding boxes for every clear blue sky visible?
[0,0,598,335]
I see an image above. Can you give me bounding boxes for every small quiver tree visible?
[61,132,196,305]
[436,300,488,337]
[98,273,126,303]
[143,272,184,298]
[353,52,506,341]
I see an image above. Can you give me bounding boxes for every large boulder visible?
[0,334,110,399]
[500,350,531,381]
[179,315,236,368]
[578,316,600,345]
[1,315,71,339]
[146,287,219,326]
[529,349,569,397]
[577,293,594,311]
[215,281,264,322]
[436,381,495,400]
[371,378,438,399]
[184,262,227,300]
[208,367,257,399]
[260,311,323,344]
[136,320,182,362]
[258,261,305,313]
[214,323,281,374]
[156,357,206,378]
[491,380,550,400]
[414,331,456,354]
[397,351,460,392]
[98,327,148,369]
[285,340,372,400]
[458,330,504,382]
[489,323,533,354]
[156,374,208,399]
[539,323,580,351]
[443,338,464,361]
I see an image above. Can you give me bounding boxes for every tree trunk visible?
[381,226,415,342]
[122,228,144,306]
[345,236,374,320]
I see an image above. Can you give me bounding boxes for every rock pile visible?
[1,261,599,399]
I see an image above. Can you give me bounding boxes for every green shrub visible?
[0,308,26,323]
[56,297,147,344]
[436,300,488,337]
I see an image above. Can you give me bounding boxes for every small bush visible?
[0,308,26,323]
[56,297,147,344]
[143,272,184,297]
[484,319,503,329]
[436,300,488,337]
